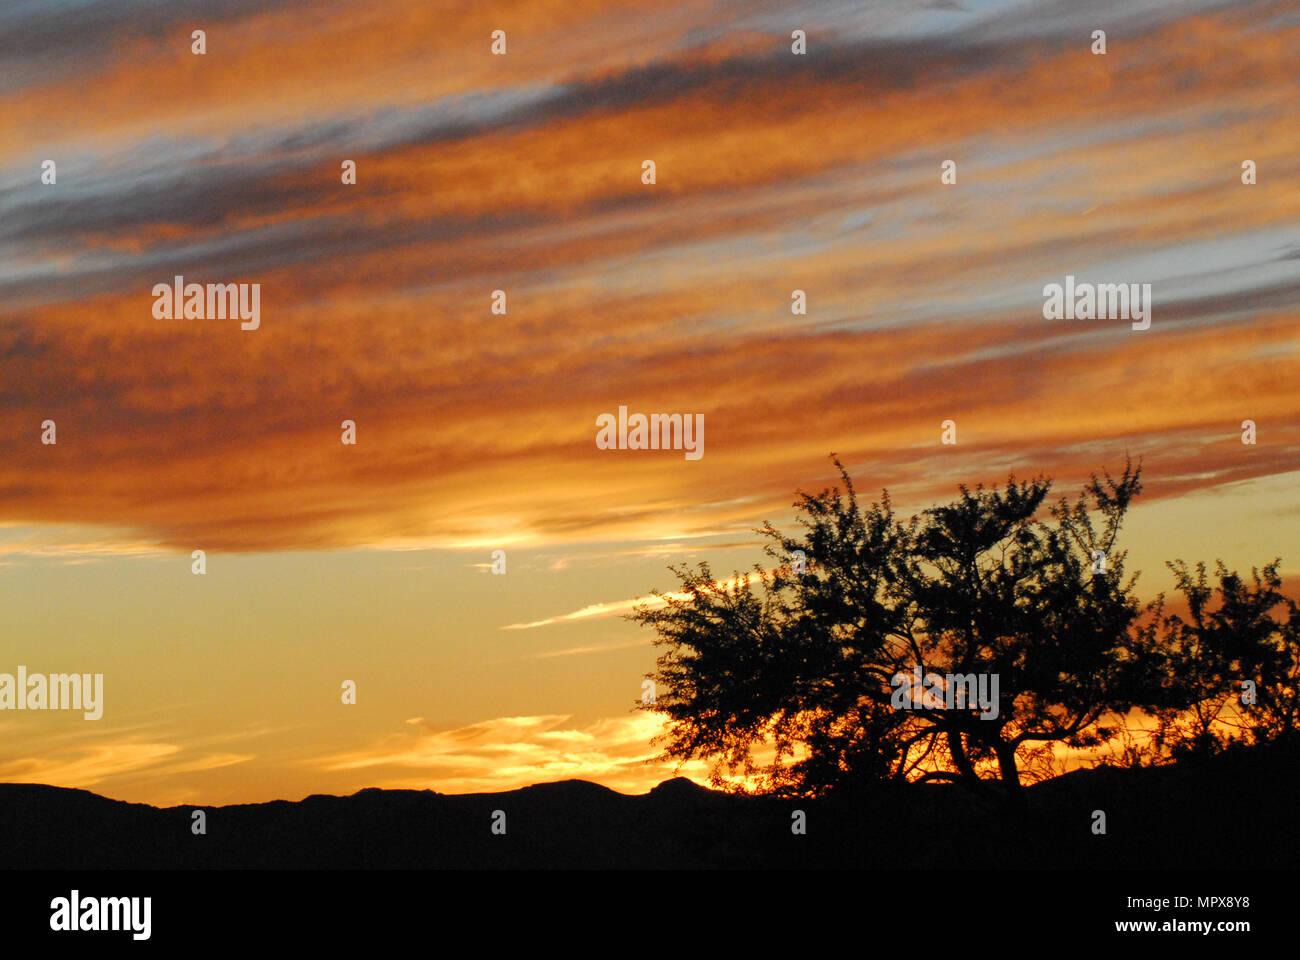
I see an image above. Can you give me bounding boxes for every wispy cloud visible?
[314,712,729,794]
[526,639,648,659]
[1,1,1295,555]
[0,740,182,787]
[501,572,756,630]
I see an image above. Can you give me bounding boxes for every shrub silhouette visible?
[1142,558,1299,759]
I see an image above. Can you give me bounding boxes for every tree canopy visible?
[632,458,1298,807]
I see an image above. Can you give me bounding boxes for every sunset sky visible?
[1,0,1297,805]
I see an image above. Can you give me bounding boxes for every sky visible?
[0,0,1297,805]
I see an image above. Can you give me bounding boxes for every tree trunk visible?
[948,729,984,790]
[993,740,1027,815]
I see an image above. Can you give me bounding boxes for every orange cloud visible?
[1,3,1296,560]
[315,712,747,794]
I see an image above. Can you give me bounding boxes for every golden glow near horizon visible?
[1,0,1297,804]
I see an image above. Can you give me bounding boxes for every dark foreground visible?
[3,741,1295,869]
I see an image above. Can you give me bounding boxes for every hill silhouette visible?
[2,741,1294,869]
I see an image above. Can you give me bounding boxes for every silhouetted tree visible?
[1143,559,1300,759]
[633,458,1158,810]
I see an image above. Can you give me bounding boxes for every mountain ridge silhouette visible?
[3,741,1294,868]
